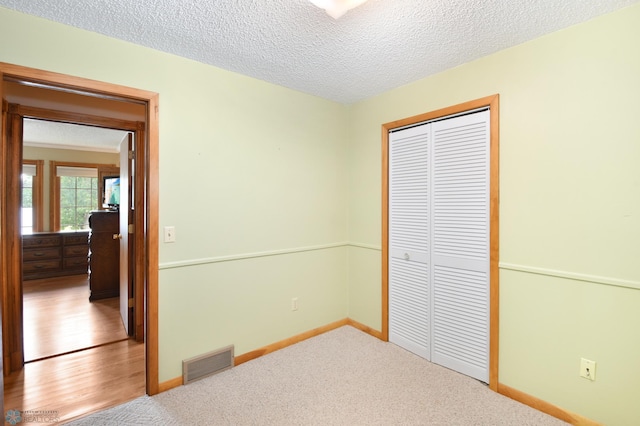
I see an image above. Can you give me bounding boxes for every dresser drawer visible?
[64,234,89,246]
[23,235,62,248]
[24,260,61,273]
[64,245,88,257]
[23,247,61,261]
[64,257,88,270]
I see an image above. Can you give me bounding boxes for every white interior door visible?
[119,134,133,335]
[430,110,490,382]
[388,123,431,359]
[388,109,490,383]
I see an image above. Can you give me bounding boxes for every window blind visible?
[56,166,98,178]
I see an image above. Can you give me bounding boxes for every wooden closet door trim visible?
[382,94,500,391]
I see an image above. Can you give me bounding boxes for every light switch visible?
[164,226,176,243]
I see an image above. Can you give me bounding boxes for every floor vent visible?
[182,345,234,385]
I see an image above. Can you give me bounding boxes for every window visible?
[59,174,98,231]
[21,168,34,234]
[21,160,44,234]
[50,162,100,232]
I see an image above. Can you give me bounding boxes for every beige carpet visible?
[66,326,567,425]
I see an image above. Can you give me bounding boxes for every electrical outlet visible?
[164,226,176,243]
[291,297,298,311]
[580,358,596,381]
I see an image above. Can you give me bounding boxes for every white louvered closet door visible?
[388,109,490,383]
[430,110,490,383]
[388,124,430,360]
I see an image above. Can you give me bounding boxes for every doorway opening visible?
[1,62,160,418]
[18,115,136,363]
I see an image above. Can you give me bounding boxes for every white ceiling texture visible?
[22,119,129,153]
[2,0,638,149]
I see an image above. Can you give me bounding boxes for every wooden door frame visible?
[1,101,23,377]
[0,62,160,395]
[381,94,500,391]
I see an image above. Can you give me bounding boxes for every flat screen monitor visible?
[103,176,120,209]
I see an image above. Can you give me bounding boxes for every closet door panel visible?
[430,110,490,382]
[432,265,488,380]
[388,124,430,359]
[389,258,429,358]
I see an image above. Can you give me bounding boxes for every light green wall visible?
[159,248,348,378]
[348,4,640,425]
[23,146,119,231]
[1,7,349,382]
[3,4,639,425]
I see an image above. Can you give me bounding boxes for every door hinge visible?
[128,223,134,234]
[128,150,135,160]
[128,298,134,308]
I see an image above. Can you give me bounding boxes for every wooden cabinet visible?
[88,211,120,301]
[23,232,89,280]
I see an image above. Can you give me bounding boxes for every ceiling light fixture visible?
[309,0,368,19]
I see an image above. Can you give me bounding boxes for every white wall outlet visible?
[580,358,596,381]
[291,297,298,311]
[164,226,176,243]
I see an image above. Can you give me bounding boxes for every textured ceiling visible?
[23,119,129,153]
[1,0,638,104]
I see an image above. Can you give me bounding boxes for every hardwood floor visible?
[4,340,145,424]
[3,275,146,424]
[23,274,128,361]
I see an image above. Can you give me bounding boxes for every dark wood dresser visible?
[23,231,89,280]
[88,210,120,301]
